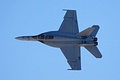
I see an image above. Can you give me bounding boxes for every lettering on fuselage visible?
[32,34,54,40]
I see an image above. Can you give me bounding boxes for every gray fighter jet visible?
[16,10,102,70]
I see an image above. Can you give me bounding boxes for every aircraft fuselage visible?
[16,31,97,48]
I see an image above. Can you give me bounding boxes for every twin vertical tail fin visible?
[78,25,102,58]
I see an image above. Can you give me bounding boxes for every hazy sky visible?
[1,0,120,80]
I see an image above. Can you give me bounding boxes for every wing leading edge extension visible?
[60,46,81,70]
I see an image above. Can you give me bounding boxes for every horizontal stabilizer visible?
[85,46,102,58]
[77,25,100,37]
[77,27,94,36]
[91,25,100,36]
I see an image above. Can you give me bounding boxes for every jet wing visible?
[60,46,81,70]
[58,10,79,34]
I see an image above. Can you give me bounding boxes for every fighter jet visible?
[16,10,102,70]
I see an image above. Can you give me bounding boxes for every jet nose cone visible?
[15,36,36,41]
[15,36,23,40]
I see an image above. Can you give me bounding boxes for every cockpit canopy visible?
[32,34,54,39]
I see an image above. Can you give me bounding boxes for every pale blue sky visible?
[1,0,120,80]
